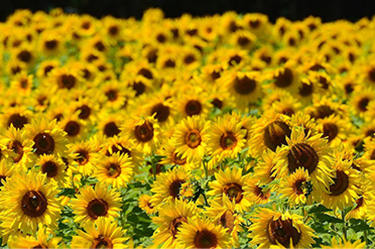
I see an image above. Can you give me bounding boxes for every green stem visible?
[203,161,208,179]
[364,227,368,246]
[342,210,347,240]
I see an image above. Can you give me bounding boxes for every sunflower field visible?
[1,7,375,248]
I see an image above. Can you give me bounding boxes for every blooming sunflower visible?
[70,183,121,224]
[138,194,155,214]
[0,171,61,234]
[150,167,193,209]
[207,114,247,163]
[321,159,359,210]
[152,199,197,248]
[36,154,67,184]
[248,208,316,248]
[24,118,68,159]
[207,167,251,213]
[321,236,366,249]
[250,113,292,157]
[94,152,133,189]
[172,115,210,164]
[273,126,334,200]
[69,140,101,176]
[71,217,128,248]
[279,168,312,206]
[158,138,197,171]
[176,215,231,249]
[8,226,62,248]
[243,175,271,206]
[205,194,244,247]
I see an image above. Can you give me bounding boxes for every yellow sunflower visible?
[94,152,133,189]
[321,236,366,248]
[138,194,155,214]
[205,194,244,247]
[8,226,62,248]
[150,167,193,209]
[0,171,61,234]
[71,217,128,248]
[24,117,68,158]
[248,208,316,248]
[35,154,67,184]
[157,138,197,170]
[176,215,231,249]
[207,167,251,213]
[69,140,101,176]
[152,199,198,248]
[70,183,121,224]
[207,114,246,163]
[172,115,210,164]
[279,168,312,206]
[273,126,334,200]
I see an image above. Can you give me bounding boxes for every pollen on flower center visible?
[220,131,238,150]
[134,121,154,142]
[87,198,109,219]
[185,129,202,148]
[223,183,243,203]
[21,190,48,217]
[267,217,301,248]
[106,163,121,178]
[33,132,55,155]
[194,229,218,249]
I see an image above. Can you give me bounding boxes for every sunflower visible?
[69,140,101,176]
[316,114,354,146]
[248,208,316,248]
[94,152,133,189]
[138,194,155,214]
[71,217,128,248]
[205,194,244,247]
[321,159,359,210]
[1,125,34,170]
[121,115,160,155]
[268,61,301,93]
[38,30,64,56]
[349,86,375,117]
[243,175,271,206]
[176,215,231,249]
[0,159,14,187]
[9,71,33,96]
[24,118,68,159]
[1,105,32,130]
[97,111,123,138]
[58,112,87,142]
[172,115,210,164]
[175,86,213,119]
[273,126,334,200]
[250,113,292,157]
[0,171,61,234]
[207,114,246,163]
[253,149,278,186]
[346,183,372,220]
[220,70,263,110]
[321,236,366,248]
[279,168,312,206]
[8,226,62,248]
[150,167,193,209]
[47,66,82,91]
[35,154,67,184]
[152,199,198,248]
[70,183,121,224]
[158,138,197,171]
[207,167,251,213]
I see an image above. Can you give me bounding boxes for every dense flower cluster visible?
[0,7,374,248]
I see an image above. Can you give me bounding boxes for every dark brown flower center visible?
[185,129,202,148]
[194,229,218,249]
[21,190,47,217]
[322,122,338,141]
[108,25,119,36]
[267,217,301,248]
[253,185,270,200]
[87,198,109,219]
[329,170,349,196]
[76,105,91,120]
[358,97,370,112]
[64,121,80,137]
[220,131,238,150]
[229,55,242,65]
[293,178,307,195]
[233,76,256,95]
[344,83,354,94]
[172,152,186,165]
[169,179,185,198]
[184,54,196,65]
[92,235,113,249]
[106,163,121,178]
[33,132,55,155]
[76,149,89,165]
[8,140,24,163]
[151,103,170,123]
[219,210,235,234]
[32,244,48,249]
[299,83,313,96]
[104,122,120,137]
[105,89,118,101]
[368,68,375,83]
[17,50,32,63]
[223,183,243,203]
[132,81,146,96]
[106,145,131,158]
[45,40,57,50]
[169,216,188,238]
[314,105,335,119]
[237,36,250,47]
[185,100,202,116]
[288,143,319,174]
[8,113,28,129]
[275,68,293,88]
[164,59,176,68]
[354,196,364,209]
[138,68,153,79]
[42,161,58,177]
[58,74,76,89]
[263,121,291,151]
[134,121,154,142]
[94,41,105,51]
